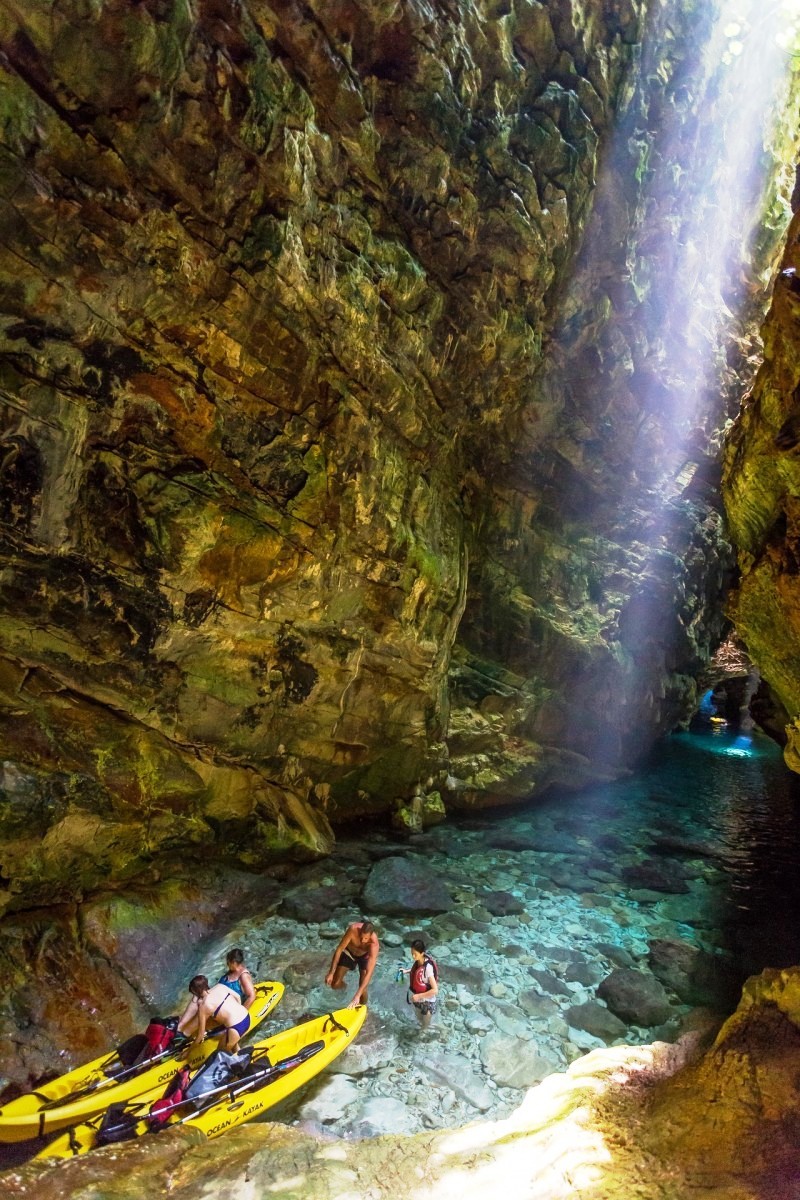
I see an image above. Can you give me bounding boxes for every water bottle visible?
[395,963,406,984]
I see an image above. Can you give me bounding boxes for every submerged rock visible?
[597,969,673,1026]
[362,857,453,915]
[480,1034,562,1089]
[566,1001,627,1042]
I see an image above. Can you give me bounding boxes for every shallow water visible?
[208,727,800,1139]
[16,727,797,1163]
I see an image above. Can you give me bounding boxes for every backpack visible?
[409,955,439,997]
[133,1015,178,1065]
[95,1102,139,1146]
[114,1033,148,1070]
[148,1065,192,1131]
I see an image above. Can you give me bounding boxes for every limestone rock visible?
[597,969,672,1026]
[298,1074,360,1123]
[362,857,453,915]
[418,1048,494,1111]
[480,1034,562,1089]
[328,1033,398,1077]
[351,1096,418,1137]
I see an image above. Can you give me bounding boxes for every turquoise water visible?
[214,726,800,1138]
[522,727,800,979]
[9,726,795,1157]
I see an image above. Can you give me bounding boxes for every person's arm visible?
[192,1001,208,1046]
[240,969,256,1010]
[349,938,379,1007]
[412,965,438,1003]
[177,996,199,1035]
[325,928,352,985]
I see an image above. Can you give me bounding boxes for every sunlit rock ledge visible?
[6,966,800,1200]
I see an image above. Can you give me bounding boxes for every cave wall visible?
[723,204,800,772]
[0,0,654,912]
[0,0,794,913]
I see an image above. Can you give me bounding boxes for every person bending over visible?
[325,918,379,1008]
[177,975,251,1051]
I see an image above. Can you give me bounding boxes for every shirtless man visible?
[177,974,251,1051]
[325,918,379,1008]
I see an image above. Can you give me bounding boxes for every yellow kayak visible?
[0,981,283,1143]
[38,1006,366,1159]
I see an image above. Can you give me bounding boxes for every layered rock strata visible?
[724,212,800,771]
[0,0,795,916]
[0,0,651,910]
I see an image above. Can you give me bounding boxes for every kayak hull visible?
[38,1006,366,1159]
[0,981,283,1143]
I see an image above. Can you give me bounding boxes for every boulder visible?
[566,1001,627,1042]
[361,857,453,915]
[594,941,636,968]
[482,890,525,916]
[518,988,559,1019]
[621,861,691,894]
[328,1032,398,1076]
[480,1034,562,1089]
[280,883,353,924]
[419,1049,494,1111]
[443,963,486,992]
[648,939,741,1008]
[563,960,605,986]
[528,968,571,997]
[481,997,531,1038]
[597,969,672,1026]
[298,1074,360,1123]
[351,1096,417,1136]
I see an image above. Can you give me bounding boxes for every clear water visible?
[11,726,797,1158]
[219,726,800,1138]
[460,725,800,984]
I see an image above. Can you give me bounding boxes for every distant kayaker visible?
[218,948,256,1009]
[177,975,251,1050]
[325,918,379,1008]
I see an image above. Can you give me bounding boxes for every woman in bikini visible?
[177,974,251,1050]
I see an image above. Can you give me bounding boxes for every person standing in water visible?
[217,947,256,1009]
[177,975,251,1050]
[325,918,379,1008]
[406,939,438,1030]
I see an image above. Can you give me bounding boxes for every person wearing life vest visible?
[407,938,438,1029]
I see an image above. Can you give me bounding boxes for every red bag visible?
[148,1065,191,1131]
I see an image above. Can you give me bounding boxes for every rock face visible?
[723,211,800,772]
[0,0,649,913]
[0,0,795,920]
